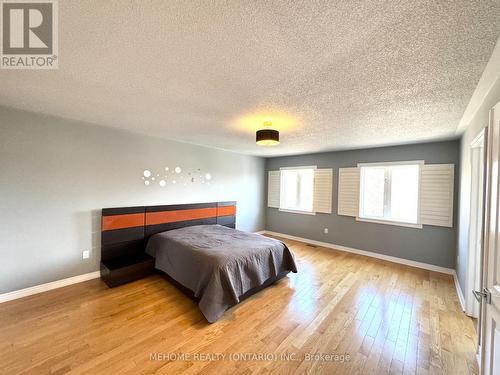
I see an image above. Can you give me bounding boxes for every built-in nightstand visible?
[100,253,154,287]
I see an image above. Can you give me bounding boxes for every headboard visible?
[101,201,236,261]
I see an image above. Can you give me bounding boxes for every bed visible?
[100,201,297,323]
[146,224,297,322]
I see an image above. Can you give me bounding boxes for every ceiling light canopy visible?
[256,121,279,146]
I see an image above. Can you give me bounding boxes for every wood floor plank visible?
[0,237,478,375]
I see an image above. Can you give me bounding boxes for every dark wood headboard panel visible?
[101,201,236,261]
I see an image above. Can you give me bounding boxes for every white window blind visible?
[338,163,454,228]
[313,168,333,213]
[337,167,360,217]
[267,171,280,208]
[271,162,454,227]
[267,168,333,214]
[420,164,454,227]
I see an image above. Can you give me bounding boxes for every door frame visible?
[466,128,486,318]
[479,102,500,374]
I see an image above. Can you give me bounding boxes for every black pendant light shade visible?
[256,127,279,146]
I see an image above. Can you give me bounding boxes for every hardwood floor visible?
[0,237,478,374]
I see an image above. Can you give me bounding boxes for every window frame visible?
[356,160,424,228]
[278,165,317,215]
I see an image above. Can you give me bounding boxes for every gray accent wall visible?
[0,106,266,294]
[266,140,460,268]
[457,76,500,292]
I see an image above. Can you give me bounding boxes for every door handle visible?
[473,289,492,304]
[473,289,483,302]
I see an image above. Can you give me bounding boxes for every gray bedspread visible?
[145,224,297,323]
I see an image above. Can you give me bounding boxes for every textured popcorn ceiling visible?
[1,1,500,157]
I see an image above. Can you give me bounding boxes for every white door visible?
[480,100,500,374]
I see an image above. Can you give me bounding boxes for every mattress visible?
[145,224,297,322]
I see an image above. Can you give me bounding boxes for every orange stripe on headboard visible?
[217,205,236,217]
[146,207,217,226]
[102,213,145,231]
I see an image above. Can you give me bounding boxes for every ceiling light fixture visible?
[256,121,279,146]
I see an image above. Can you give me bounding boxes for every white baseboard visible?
[453,272,466,312]
[263,231,455,275]
[0,271,101,304]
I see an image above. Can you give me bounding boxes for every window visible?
[358,162,421,226]
[338,162,453,228]
[280,167,315,213]
[268,167,333,214]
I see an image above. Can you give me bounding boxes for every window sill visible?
[279,209,316,216]
[356,217,422,229]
